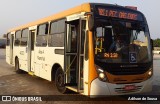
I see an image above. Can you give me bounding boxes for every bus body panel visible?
[90,77,153,96]
[17,47,28,72]
[13,46,22,67]
[83,59,89,95]
[88,30,98,95]
[83,17,89,96]
[6,46,10,64]
[34,47,64,81]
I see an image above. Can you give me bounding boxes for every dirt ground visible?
[0,49,159,104]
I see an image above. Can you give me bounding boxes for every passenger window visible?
[15,30,21,46]
[21,28,28,46]
[48,19,65,47]
[36,23,48,47]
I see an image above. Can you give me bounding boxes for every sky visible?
[0,0,159,39]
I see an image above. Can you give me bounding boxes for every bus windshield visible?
[94,19,152,63]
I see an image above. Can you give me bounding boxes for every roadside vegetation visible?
[153,38,160,47]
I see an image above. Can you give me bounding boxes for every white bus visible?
[6,3,153,97]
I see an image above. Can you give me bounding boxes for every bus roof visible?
[8,2,142,32]
[9,3,91,32]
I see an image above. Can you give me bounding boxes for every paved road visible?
[0,49,159,104]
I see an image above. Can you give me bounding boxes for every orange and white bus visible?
[6,3,153,97]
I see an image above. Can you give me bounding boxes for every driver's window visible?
[132,30,146,46]
[95,27,104,54]
[95,26,114,53]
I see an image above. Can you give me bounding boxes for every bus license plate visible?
[124,85,136,90]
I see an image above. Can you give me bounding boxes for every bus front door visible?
[65,19,85,92]
[28,30,35,73]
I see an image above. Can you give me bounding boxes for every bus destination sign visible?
[96,7,143,21]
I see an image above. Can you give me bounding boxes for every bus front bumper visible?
[90,77,153,97]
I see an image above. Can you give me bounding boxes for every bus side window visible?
[21,28,29,46]
[48,19,65,47]
[36,23,48,47]
[15,30,21,46]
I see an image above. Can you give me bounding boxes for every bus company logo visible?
[2,96,11,101]
[129,52,137,63]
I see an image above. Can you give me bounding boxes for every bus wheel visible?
[15,58,22,73]
[55,67,68,93]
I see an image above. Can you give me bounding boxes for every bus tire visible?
[55,67,68,93]
[15,58,22,73]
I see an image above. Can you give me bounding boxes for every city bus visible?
[6,3,153,97]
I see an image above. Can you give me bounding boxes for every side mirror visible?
[88,16,94,31]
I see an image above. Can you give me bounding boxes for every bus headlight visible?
[96,65,107,82]
[147,67,153,78]
[99,73,105,79]
[148,70,152,76]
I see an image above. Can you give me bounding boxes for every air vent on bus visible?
[115,86,142,93]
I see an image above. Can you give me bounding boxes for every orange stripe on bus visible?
[88,30,98,96]
[106,69,151,84]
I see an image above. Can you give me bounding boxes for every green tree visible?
[153,38,160,47]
